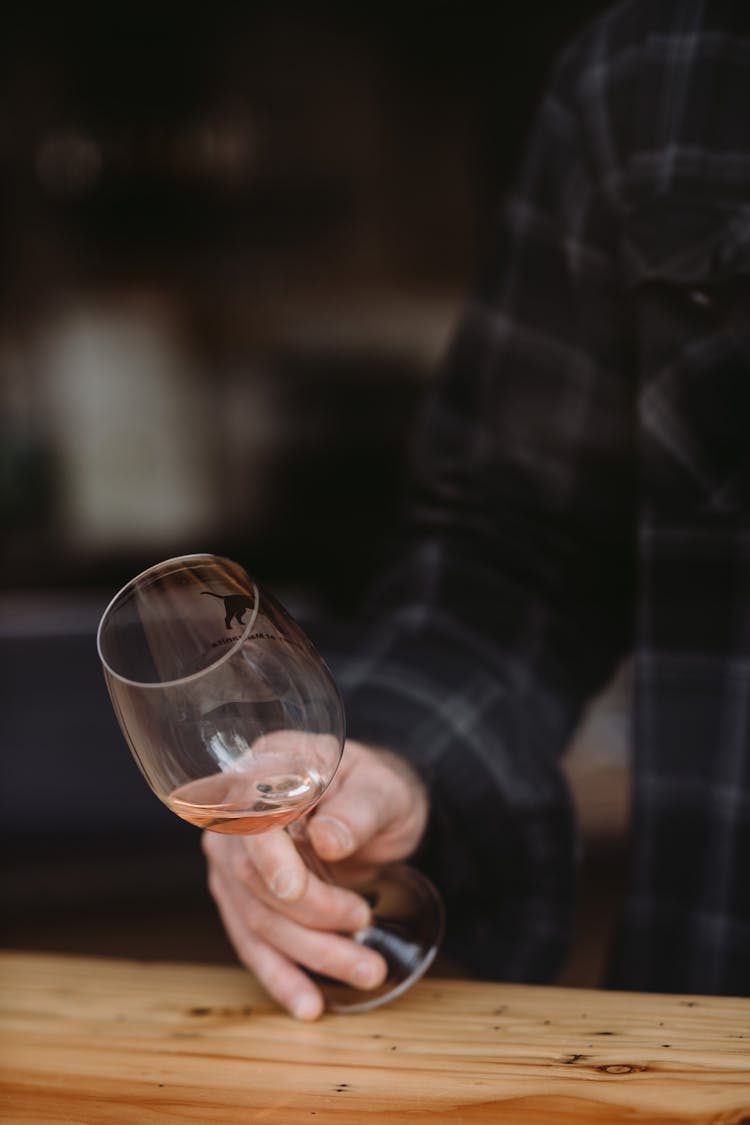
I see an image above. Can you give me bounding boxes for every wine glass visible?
[96,553,444,1013]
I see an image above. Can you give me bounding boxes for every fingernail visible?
[313,815,354,856]
[351,961,383,990]
[271,868,305,901]
[293,994,322,1021]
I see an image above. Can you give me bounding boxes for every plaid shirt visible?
[339,0,750,997]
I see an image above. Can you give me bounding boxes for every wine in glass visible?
[96,553,444,1013]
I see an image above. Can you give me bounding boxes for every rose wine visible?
[168,766,324,834]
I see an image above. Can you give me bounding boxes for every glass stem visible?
[286,815,335,886]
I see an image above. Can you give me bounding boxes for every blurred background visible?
[1,0,626,984]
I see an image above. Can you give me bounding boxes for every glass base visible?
[316,864,445,1014]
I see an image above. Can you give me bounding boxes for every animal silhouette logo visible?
[201,590,254,630]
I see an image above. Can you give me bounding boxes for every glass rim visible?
[96,552,259,689]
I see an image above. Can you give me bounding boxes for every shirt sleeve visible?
[337,31,635,983]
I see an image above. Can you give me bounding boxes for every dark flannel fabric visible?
[339,0,750,996]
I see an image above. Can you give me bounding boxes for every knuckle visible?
[236,933,262,974]
[314,943,349,981]
[241,893,276,938]
[231,848,256,886]
[206,867,222,900]
[238,918,289,983]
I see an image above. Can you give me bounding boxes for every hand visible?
[202,739,430,1020]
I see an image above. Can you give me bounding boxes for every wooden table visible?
[1,951,748,1123]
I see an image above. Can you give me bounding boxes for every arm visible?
[205,22,635,1010]
[339,40,634,981]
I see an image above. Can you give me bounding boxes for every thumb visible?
[307,812,358,861]
[306,740,428,864]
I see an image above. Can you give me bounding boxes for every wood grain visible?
[0,951,748,1124]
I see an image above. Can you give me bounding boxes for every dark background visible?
[1,0,622,980]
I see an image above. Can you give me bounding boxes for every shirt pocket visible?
[622,198,750,515]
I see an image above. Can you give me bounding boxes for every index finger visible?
[203,823,309,903]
